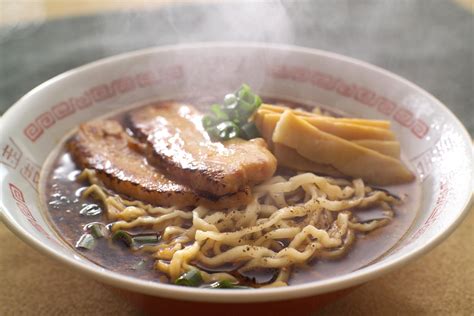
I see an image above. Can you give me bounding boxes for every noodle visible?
[80,169,398,287]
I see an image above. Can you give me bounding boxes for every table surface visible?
[1,1,473,315]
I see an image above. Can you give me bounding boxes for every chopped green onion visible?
[175,269,203,287]
[112,231,159,248]
[132,234,160,245]
[112,230,135,248]
[240,122,260,140]
[75,233,96,250]
[205,125,221,140]
[88,223,108,238]
[238,88,254,105]
[224,93,237,106]
[216,121,240,140]
[202,115,218,129]
[206,121,240,141]
[204,280,251,289]
[79,204,102,216]
[210,104,229,121]
[202,84,262,141]
[254,94,262,106]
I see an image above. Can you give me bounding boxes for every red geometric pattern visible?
[266,63,430,139]
[335,81,355,97]
[407,176,451,244]
[89,83,116,102]
[311,71,338,90]
[136,71,160,88]
[9,183,25,203]
[1,138,23,169]
[288,66,308,82]
[9,183,54,241]
[376,97,398,115]
[70,94,93,109]
[394,107,415,127]
[20,62,431,142]
[354,87,377,107]
[35,112,56,129]
[22,64,184,143]
[20,159,41,191]
[52,101,75,119]
[111,77,136,94]
[411,119,429,139]
[16,202,31,216]
[411,133,455,180]
[24,123,43,142]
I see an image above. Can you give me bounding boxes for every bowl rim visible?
[0,42,473,303]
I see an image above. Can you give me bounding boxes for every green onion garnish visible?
[240,122,260,140]
[175,269,203,287]
[224,93,237,106]
[75,233,96,250]
[87,223,108,238]
[204,280,251,289]
[210,104,229,121]
[112,231,160,248]
[112,230,135,248]
[132,234,160,245]
[79,204,102,216]
[202,84,262,141]
[215,121,240,140]
[202,115,217,129]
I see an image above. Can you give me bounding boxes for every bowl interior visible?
[0,43,472,303]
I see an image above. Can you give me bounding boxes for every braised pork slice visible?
[129,102,277,196]
[68,120,251,209]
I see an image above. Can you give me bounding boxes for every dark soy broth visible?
[40,99,421,285]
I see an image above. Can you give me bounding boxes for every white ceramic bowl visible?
[0,43,472,305]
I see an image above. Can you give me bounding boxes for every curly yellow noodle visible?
[79,169,398,287]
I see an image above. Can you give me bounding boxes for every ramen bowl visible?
[0,43,472,316]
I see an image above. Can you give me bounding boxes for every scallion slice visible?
[75,233,96,250]
[87,223,108,238]
[202,115,217,129]
[132,234,160,245]
[216,121,240,140]
[237,84,253,102]
[224,93,237,106]
[210,104,229,121]
[202,84,262,141]
[111,230,159,248]
[240,122,260,140]
[112,230,135,248]
[79,204,102,216]
[175,269,203,287]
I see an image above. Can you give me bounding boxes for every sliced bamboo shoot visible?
[260,104,391,129]
[353,140,400,158]
[256,110,395,142]
[272,111,414,185]
[274,144,343,177]
[255,111,400,157]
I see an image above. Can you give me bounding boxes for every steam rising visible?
[160,1,294,44]
[3,0,471,131]
[148,1,297,101]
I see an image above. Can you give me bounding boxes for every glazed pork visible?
[128,102,277,196]
[68,120,252,209]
